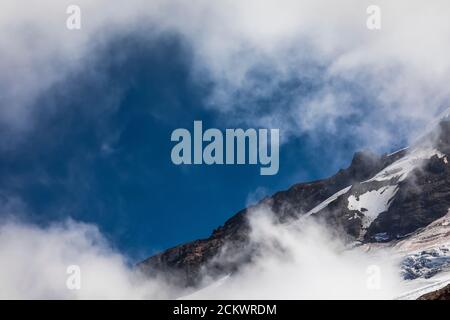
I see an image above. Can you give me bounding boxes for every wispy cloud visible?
[0,219,178,299]
[187,208,404,299]
[1,1,449,299]
[2,1,450,152]
[0,210,404,299]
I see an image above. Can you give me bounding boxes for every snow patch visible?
[387,147,409,157]
[365,148,444,183]
[347,185,399,229]
[396,273,450,300]
[304,186,352,217]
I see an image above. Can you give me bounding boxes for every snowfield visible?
[347,185,399,229]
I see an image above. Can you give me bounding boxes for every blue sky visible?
[0,32,373,261]
[2,1,450,263]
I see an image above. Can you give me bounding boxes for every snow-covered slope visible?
[347,185,398,229]
[364,148,444,183]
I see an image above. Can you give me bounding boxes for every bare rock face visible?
[418,284,450,300]
[138,121,450,289]
[366,155,450,240]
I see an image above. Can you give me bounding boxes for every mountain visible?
[138,119,450,298]
[418,284,450,300]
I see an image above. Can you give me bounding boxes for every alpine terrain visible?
[138,113,450,300]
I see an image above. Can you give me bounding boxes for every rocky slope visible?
[418,284,450,300]
[138,120,450,294]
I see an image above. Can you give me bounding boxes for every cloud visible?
[0,219,177,299]
[0,209,406,299]
[139,0,450,151]
[0,1,449,299]
[186,208,404,299]
[3,1,450,151]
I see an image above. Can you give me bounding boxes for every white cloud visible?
[0,219,176,299]
[0,211,406,299]
[2,0,449,299]
[2,1,450,151]
[187,208,403,299]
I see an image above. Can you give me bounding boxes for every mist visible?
[187,208,403,299]
[0,219,176,299]
[0,209,405,299]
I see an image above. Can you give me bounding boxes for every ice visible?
[401,245,450,280]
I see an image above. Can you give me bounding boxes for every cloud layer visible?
[0,219,176,299]
[0,210,404,299]
[187,209,403,299]
[2,0,450,151]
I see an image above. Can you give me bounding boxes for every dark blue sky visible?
[0,31,407,261]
